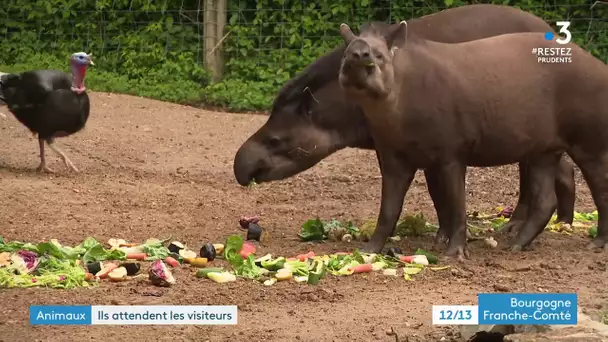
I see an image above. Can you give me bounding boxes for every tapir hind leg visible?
[554,155,575,224]
[507,154,560,251]
[568,149,608,250]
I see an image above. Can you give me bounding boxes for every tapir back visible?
[379,32,608,166]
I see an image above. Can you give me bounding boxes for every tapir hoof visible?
[434,231,449,245]
[507,244,523,252]
[443,244,470,263]
[505,239,535,252]
[361,242,384,254]
[499,221,521,235]
[586,237,608,251]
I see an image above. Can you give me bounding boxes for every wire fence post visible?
[204,0,226,82]
[215,0,227,81]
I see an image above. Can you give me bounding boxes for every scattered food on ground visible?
[0,208,598,289]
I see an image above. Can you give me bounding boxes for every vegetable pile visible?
[467,207,599,238]
[195,234,449,285]
[298,214,438,243]
[0,235,224,289]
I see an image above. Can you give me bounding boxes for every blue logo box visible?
[478,293,577,325]
[30,305,92,325]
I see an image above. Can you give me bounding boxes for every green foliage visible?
[214,0,607,111]
[0,0,606,111]
[0,0,209,104]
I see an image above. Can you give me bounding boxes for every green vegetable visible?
[0,237,40,254]
[574,211,598,222]
[307,259,326,285]
[414,248,438,264]
[260,257,286,271]
[284,260,310,277]
[195,268,225,278]
[224,235,245,268]
[235,255,261,279]
[490,216,509,230]
[394,213,430,237]
[298,219,326,241]
[141,237,172,261]
[254,254,272,266]
[589,225,598,238]
[351,249,365,264]
[37,240,84,260]
[82,244,126,264]
[403,265,423,281]
[0,256,90,289]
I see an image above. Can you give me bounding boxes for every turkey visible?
[0,52,94,173]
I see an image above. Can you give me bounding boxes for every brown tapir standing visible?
[232,4,576,245]
[336,21,608,260]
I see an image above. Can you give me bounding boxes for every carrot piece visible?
[165,256,179,267]
[350,264,373,273]
[84,272,93,281]
[295,251,315,261]
[126,253,147,260]
[400,255,415,263]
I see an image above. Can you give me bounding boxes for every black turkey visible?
[0,52,94,173]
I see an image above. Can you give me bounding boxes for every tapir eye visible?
[268,137,281,147]
[375,53,383,59]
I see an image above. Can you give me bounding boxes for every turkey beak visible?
[87,53,95,66]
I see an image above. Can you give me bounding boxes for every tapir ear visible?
[1,73,20,84]
[385,20,408,50]
[339,23,357,45]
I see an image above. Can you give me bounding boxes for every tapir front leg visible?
[363,150,416,254]
[500,160,531,234]
[424,168,453,245]
[436,161,470,262]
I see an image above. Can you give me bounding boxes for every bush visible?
[1,0,606,112]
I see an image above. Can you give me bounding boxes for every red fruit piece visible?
[239,215,260,229]
[239,242,256,258]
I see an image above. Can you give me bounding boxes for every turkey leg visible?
[36,137,55,173]
[46,139,79,172]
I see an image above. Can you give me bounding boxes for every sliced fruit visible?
[213,243,224,254]
[179,249,197,263]
[108,266,128,282]
[95,262,119,279]
[275,268,293,281]
[168,241,185,254]
[207,272,237,283]
[188,258,208,267]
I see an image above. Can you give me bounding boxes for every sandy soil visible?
[0,92,606,342]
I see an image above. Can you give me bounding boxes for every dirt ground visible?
[0,92,606,342]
